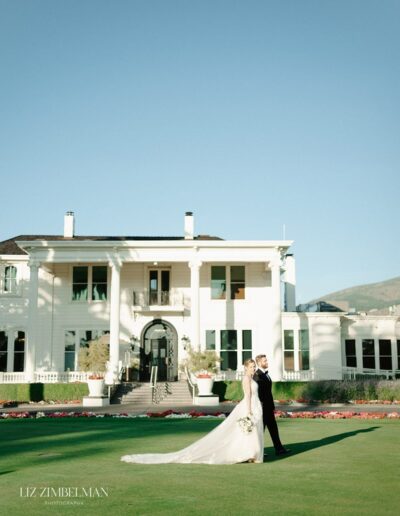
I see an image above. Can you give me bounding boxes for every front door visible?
[140,320,177,382]
[150,337,167,380]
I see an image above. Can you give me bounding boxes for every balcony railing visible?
[132,289,186,308]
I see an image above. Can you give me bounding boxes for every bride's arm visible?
[242,376,253,417]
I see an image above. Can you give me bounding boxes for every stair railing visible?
[150,366,160,403]
[150,366,175,404]
[185,367,197,404]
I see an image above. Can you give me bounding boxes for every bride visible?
[120,358,264,465]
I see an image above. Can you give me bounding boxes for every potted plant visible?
[78,336,109,397]
[181,345,220,396]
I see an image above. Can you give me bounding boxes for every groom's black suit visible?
[253,368,284,452]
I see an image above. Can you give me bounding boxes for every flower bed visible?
[0,409,399,420]
[274,399,400,405]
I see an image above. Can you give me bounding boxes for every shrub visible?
[0,383,88,402]
[181,346,221,375]
[78,336,109,375]
[376,380,400,401]
[212,379,400,403]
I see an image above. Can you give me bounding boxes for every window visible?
[345,339,357,367]
[220,330,237,370]
[72,267,88,301]
[72,266,108,301]
[205,329,252,369]
[379,340,392,370]
[398,341,400,371]
[362,339,375,369]
[14,331,25,372]
[206,330,216,350]
[0,265,18,294]
[0,331,7,372]
[283,330,294,371]
[211,266,226,299]
[64,331,76,371]
[148,269,170,305]
[242,330,252,362]
[65,329,110,371]
[92,266,108,301]
[299,330,310,370]
[211,265,246,300]
[231,266,245,300]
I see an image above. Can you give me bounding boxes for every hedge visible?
[0,383,89,402]
[213,379,400,403]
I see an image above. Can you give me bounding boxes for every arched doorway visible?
[139,320,178,382]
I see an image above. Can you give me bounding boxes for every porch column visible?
[26,261,40,382]
[108,259,121,384]
[189,260,202,350]
[269,256,283,381]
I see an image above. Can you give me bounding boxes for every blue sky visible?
[1,0,399,302]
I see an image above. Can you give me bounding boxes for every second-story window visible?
[148,269,170,305]
[73,267,88,300]
[92,266,108,301]
[0,265,18,294]
[72,266,108,301]
[211,266,226,299]
[211,265,246,300]
[230,266,245,299]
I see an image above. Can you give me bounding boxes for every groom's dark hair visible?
[255,354,266,364]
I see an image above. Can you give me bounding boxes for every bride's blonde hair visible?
[243,358,255,368]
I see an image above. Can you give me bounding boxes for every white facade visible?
[0,213,399,383]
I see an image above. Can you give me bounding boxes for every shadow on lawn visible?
[265,426,380,460]
[0,418,221,464]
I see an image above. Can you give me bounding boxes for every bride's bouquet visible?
[237,415,255,434]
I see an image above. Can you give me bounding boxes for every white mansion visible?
[0,212,399,384]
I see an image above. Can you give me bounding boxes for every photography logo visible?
[20,486,109,505]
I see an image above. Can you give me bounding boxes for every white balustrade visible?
[0,371,91,384]
[282,369,315,381]
[132,289,185,307]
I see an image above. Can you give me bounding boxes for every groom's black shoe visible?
[275,448,290,456]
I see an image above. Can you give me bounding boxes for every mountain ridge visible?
[308,276,400,312]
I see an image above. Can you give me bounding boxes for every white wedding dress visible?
[121,379,264,465]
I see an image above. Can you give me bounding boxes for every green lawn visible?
[1,417,399,515]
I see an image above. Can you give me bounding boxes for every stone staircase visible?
[111,381,193,409]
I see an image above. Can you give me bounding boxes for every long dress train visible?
[120,379,264,465]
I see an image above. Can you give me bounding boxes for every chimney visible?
[64,211,75,238]
[284,254,296,311]
[184,211,194,240]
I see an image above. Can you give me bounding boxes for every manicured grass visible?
[1,417,399,515]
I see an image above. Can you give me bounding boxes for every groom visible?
[253,354,289,457]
